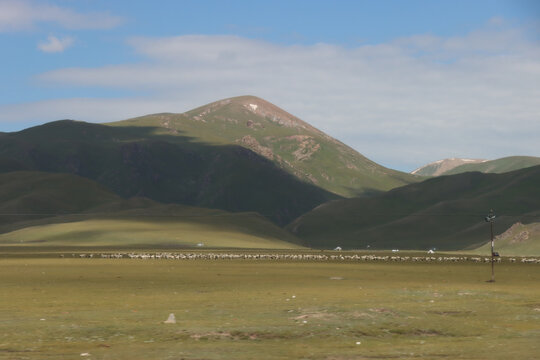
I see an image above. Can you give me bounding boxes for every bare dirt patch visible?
[427,310,474,316]
[293,311,336,321]
[188,330,301,341]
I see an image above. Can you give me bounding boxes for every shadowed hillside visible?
[0,171,303,248]
[0,121,337,225]
[288,166,540,251]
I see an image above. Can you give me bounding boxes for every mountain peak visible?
[411,158,487,176]
[186,95,320,132]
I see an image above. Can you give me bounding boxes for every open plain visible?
[1,252,539,360]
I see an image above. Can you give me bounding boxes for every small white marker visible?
[356,341,361,345]
[164,313,176,324]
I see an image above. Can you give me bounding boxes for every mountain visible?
[287,165,540,252]
[0,120,337,225]
[412,156,540,177]
[411,158,487,176]
[0,96,418,225]
[113,96,418,197]
[472,222,540,256]
[0,171,303,249]
[442,156,540,176]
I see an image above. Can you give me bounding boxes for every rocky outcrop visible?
[286,135,320,161]
[496,222,531,243]
[237,135,274,160]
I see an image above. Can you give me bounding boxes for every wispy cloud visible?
[0,0,123,31]
[4,20,540,170]
[37,35,73,53]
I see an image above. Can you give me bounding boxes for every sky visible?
[0,0,539,172]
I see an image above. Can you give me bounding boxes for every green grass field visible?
[0,217,304,249]
[1,255,539,359]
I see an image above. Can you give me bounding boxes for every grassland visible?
[0,217,303,249]
[1,255,539,359]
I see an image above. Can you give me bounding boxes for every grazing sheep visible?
[72,252,539,264]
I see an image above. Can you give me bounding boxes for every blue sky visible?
[1,0,539,171]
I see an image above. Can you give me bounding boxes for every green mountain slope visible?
[442,156,540,176]
[287,166,540,252]
[113,96,418,197]
[0,171,303,249]
[0,120,336,225]
[472,222,540,256]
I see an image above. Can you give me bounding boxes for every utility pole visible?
[485,209,497,282]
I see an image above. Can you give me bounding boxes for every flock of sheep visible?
[67,252,540,263]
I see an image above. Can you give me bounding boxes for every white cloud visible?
[0,97,193,124]
[4,21,540,171]
[0,0,123,31]
[37,35,73,53]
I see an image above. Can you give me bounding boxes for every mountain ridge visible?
[411,158,487,176]
[413,156,540,177]
[443,156,540,176]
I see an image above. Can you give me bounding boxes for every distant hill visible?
[411,158,486,176]
[442,156,540,175]
[114,96,418,197]
[471,222,540,256]
[287,166,540,252]
[0,171,303,249]
[412,156,540,177]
